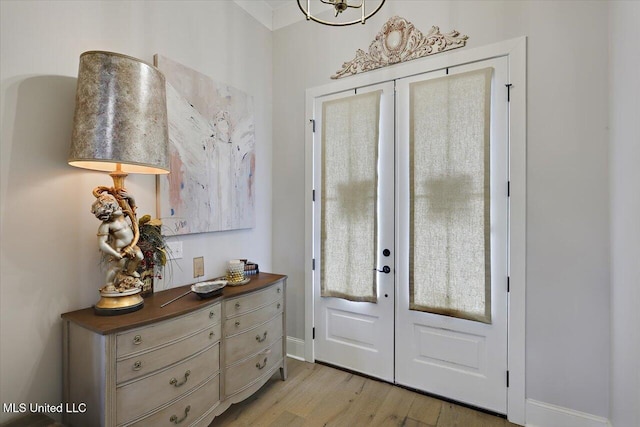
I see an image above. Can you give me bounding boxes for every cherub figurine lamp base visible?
[68,51,169,315]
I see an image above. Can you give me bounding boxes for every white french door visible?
[312,81,395,382]
[395,56,509,413]
[311,56,510,414]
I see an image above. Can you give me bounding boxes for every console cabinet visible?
[62,273,287,427]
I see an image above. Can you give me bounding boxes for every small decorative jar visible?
[227,259,245,283]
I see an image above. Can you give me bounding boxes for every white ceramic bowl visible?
[191,280,227,298]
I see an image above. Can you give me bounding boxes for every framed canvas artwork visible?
[154,54,256,235]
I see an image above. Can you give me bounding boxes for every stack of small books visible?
[243,261,259,276]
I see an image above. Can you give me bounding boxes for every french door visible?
[312,81,395,382]
[395,57,509,413]
[312,57,509,413]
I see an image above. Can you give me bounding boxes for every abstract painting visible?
[155,55,255,235]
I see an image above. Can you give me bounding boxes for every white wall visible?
[272,0,611,418]
[0,1,272,423]
[609,2,640,427]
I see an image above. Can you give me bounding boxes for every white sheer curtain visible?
[409,68,493,323]
[321,90,382,303]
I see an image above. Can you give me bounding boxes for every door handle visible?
[374,266,391,274]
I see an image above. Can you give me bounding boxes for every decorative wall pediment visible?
[331,16,468,79]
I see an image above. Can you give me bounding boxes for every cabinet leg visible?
[280,364,287,381]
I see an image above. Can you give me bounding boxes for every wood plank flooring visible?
[210,358,521,427]
[0,413,64,427]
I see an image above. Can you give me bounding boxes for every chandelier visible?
[297,0,386,26]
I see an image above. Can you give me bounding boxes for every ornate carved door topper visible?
[331,16,468,79]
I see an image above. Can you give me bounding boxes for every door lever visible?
[374,266,391,274]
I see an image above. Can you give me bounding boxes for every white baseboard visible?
[286,336,306,361]
[526,399,611,427]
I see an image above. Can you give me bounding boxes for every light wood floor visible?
[210,358,520,427]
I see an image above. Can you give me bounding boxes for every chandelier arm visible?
[298,0,310,20]
[319,0,364,6]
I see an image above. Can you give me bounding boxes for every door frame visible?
[304,36,527,425]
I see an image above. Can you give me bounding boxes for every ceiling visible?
[233,0,303,30]
[263,0,292,10]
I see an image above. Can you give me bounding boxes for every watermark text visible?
[3,402,87,414]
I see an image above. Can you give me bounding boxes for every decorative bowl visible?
[191,280,227,299]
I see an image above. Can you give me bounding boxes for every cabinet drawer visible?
[225,315,283,363]
[116,343,219,425]
[117,304,221,357]
[225,282,283,318]
[126,374,220,427]
[224,339,283,396]
[117,323,221,384]
[224,299,283,337]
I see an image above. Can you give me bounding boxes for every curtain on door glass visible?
[410,68,493,323]
[321,90,381,303]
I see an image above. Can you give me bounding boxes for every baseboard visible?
[526,399,611,427]
[286,336,306,361]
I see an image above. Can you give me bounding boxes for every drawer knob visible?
[256,357,268,370]
[133,335,142,345]
[169,370,191,387]
[209,311,215,319]
[169,405,190,424]
[277,287,281,293]
[277,303,281,309]
[256,331,268,343]
[235,302,241,309]
[132,361,142,371]
[209,331,215,339]
[235,321,241,327]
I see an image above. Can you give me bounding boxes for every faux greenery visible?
[137,215,168,279]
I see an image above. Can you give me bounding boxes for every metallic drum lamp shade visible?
[69,51,169,315]
[69,51,169,175]
[297,0,386,26]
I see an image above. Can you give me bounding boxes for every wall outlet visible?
[166,241,183,259]
[193,256,204,278]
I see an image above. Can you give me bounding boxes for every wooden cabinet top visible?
[61,273,287,335]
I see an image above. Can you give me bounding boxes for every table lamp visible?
[68,51,169,315]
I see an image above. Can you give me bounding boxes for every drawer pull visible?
[169,405,190,424]
[256,357,268,370]
[277,303,281,309]
[132,361,142,371]
[209,310,215,319]
[133,335,142,345]
[235,302,241,309]
[235,321,241,327]
[256,331,268,343]
[169,370,191,387]
[277,287,281,293]
[209,331,215,339]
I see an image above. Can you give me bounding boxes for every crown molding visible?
[234,0,274,30]
[234,0,305,31]
[273,2,305,30]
